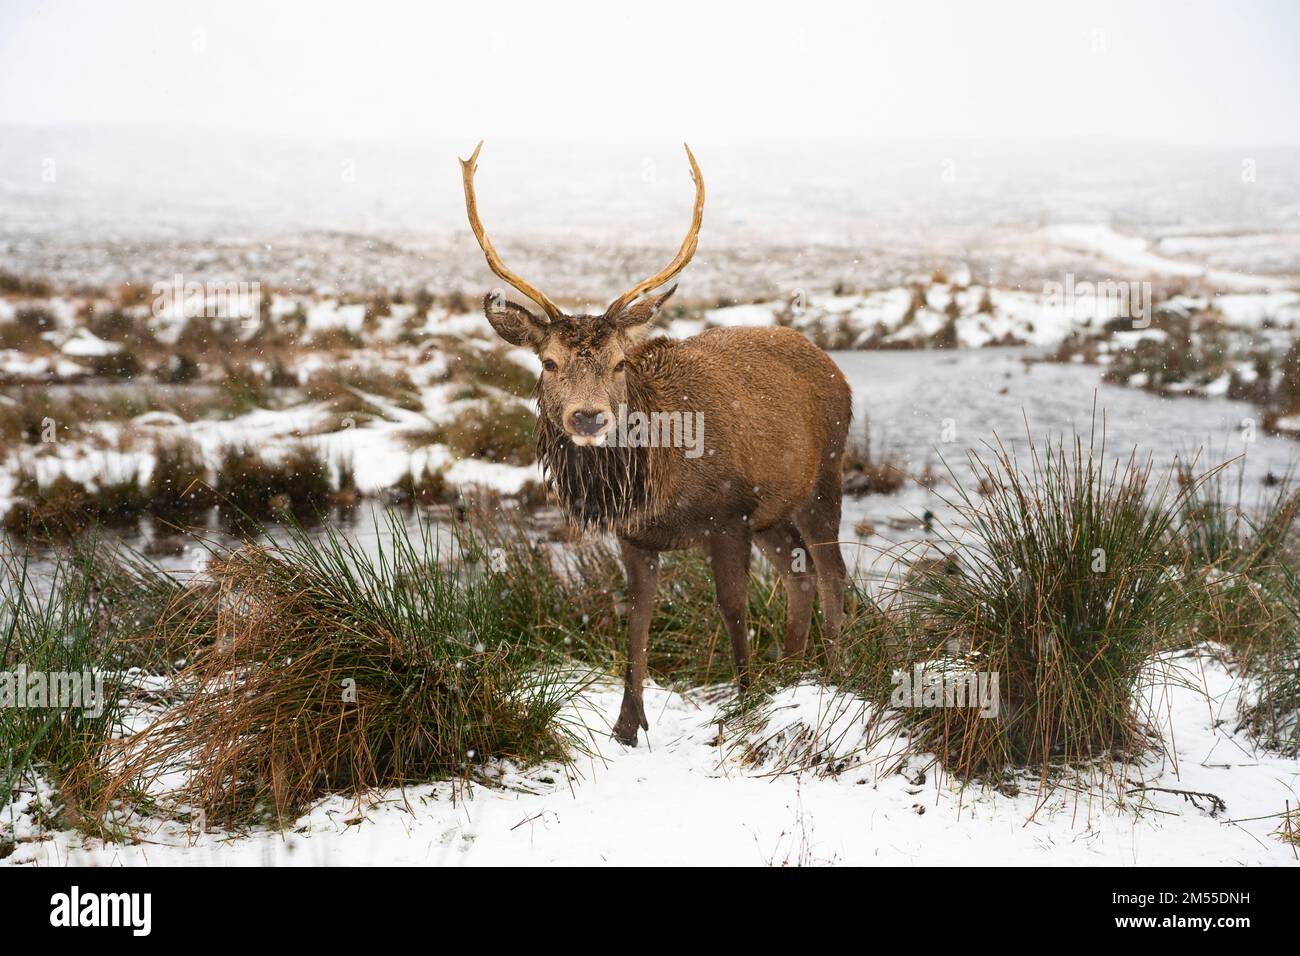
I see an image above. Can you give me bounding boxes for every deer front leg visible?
[613,539,659,746]
[706,528,753,691]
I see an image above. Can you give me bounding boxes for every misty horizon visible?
[3,0,1300,148]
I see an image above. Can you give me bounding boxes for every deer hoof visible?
[611,721,640,747]
[613,694,647,746]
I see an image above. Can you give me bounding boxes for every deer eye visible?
[542,359,559,372]
[614,360,627,373]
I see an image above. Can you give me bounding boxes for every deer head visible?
[460,141,704,446]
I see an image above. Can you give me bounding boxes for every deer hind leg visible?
[705,528,754,690]
[756,521,816,658]
[613,539,659,746]
[796,475,847,664]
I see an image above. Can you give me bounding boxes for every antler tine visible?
[460,141,564,322]
[603,143,705,320]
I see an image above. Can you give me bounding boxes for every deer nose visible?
[570,409,608,436]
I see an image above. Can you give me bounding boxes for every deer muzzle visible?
[568,408,611,445]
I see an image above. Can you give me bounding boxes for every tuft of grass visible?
[0,387,207,444]
[214,443,332,523]
[304,365,423,416]
[395,464,450,507]
[437,340,538,398]
[2,476,96,539]
[2,472,146,539]
[87,350,142,380]
[71,541,218,674]
[895,431,1192,785]
[0,553,128,827]
[441,398,536,465]
[1176,464,1300,665]
[1177,461,1300,571]
[213,366,271,417]
[842,418,907,496]
[147,439,212,523]
[90,515,591,827]
[1236,562,1300,756]
[0,270,53,297]
[1280,804,1299,846]
[0,390,87,445]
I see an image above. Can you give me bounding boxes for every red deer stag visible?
[460,142,852,746]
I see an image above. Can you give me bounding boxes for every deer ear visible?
[610,285,677,333]
[483,293,547,347]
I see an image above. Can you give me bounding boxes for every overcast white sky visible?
[1,0,1298,147]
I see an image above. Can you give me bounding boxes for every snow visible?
[443,458,539,494]
[846,288,913,326]
[1201,373,1232,398]
[306,300,367,335]
[428,310,495,338]
[5,650,1295,867]
[704,303,778,327]
[58,327,122,357]
[1214,291,1300,327]
[1111,328,1168,347]
[1044,223,1288,292]
[0,349,86,379]
[0,381,540,502]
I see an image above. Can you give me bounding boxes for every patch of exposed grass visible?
[2,472,146,539]
[212,366,272,417]
[214,444,332,523]
[441,398,536,465]
[304,365,423,415]
[0,387,210,443]
[147,439,213,524]
[1280,804,1300,846]
[395,464,450,507]
[306,327,363,351]
[0,553,129,828]
[174,316,248,358]
[436,339,538,398]
[0,271,53,297]
[0,391,90,445]
[1236,562,1300,756]
[86,349,143,380]
[85,306,160,352]
[89,515,591,827]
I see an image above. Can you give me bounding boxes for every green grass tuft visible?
[90,515,592,827]
[892,431,1193,784]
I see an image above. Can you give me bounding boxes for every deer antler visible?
[460,141,564,322]
[603,144,705,321]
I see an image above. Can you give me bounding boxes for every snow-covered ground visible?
[4,649,1295,866]
[3,223,1299,866]
[1043,224,1292,292]
[4,276,1298,524]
